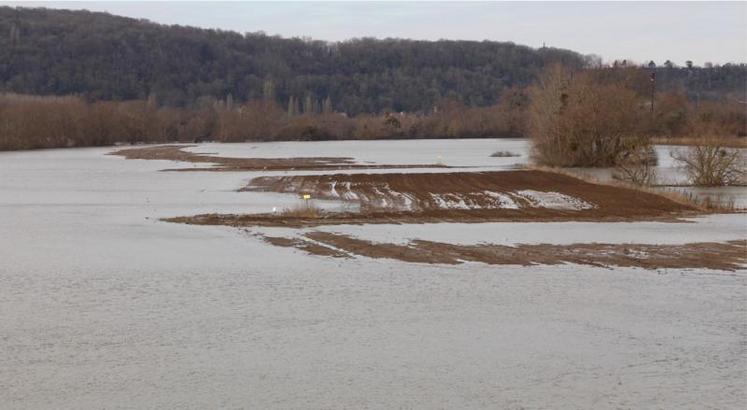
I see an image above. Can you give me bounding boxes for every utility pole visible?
[649,71,656,116]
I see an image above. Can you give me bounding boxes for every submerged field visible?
[1,138,746,408]
[116,141,740,270]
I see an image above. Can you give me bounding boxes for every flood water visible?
[186,140,747,208]
[1,139,745,409]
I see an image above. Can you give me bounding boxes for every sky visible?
[2,1,746,65]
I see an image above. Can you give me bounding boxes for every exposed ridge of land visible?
[244,170,695,213]
[259,232,747,271]
[166,170,701,227]
[110,145,447,171]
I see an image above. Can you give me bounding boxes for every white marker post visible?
[303,194,311,210]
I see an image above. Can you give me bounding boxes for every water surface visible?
[1,141,745,409]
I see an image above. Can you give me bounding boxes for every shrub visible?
[671,144,745,186]
[277,202,324,218]
[527,65,648,167]
[613,141,658,185]
[490,150,520,158]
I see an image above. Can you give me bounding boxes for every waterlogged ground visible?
[1,140,746,409]
[186,139,747,207]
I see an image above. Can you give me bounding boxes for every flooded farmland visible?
[1,139,745,409]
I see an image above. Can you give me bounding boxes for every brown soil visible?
[167,208,701,228]
[263,235,350,258]
[166,170,701,227]
[269,232,747,271]
[110,144,447,171]
[246,170,695,213]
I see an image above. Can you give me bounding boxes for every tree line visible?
[2,6,744,116]
[2,66,743,152]
[0,91,529,150]
[0,7,744,155]
[0,7,583,114]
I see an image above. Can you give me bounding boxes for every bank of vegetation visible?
[2,67,743,154]
[0,92,528,150]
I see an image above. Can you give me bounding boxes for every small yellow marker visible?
[303,194,311,200]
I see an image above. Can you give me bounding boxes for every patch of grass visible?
[671,190,738,212]
[277,202,325,218]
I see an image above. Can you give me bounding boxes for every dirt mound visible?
[263,232,747,271]
[111,145,447,171]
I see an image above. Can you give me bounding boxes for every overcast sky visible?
[3,1,746,65]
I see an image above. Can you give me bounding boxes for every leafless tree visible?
[671,145,745,186]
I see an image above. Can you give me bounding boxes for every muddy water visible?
[1,142,746,409]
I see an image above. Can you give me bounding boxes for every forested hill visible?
[0,6,584,113]
[1,7,745,114]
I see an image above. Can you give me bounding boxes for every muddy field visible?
[130,144,744,272]
[111,143,746,273]
[169,170,701,228]
[245,170,696,216]
[159,163,745,272]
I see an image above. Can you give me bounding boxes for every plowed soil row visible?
[263,232,746,271]
[246,171,684,214]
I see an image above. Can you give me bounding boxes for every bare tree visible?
[613,139,658,185]
[528,64,647,167]
[671,145,744,186]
